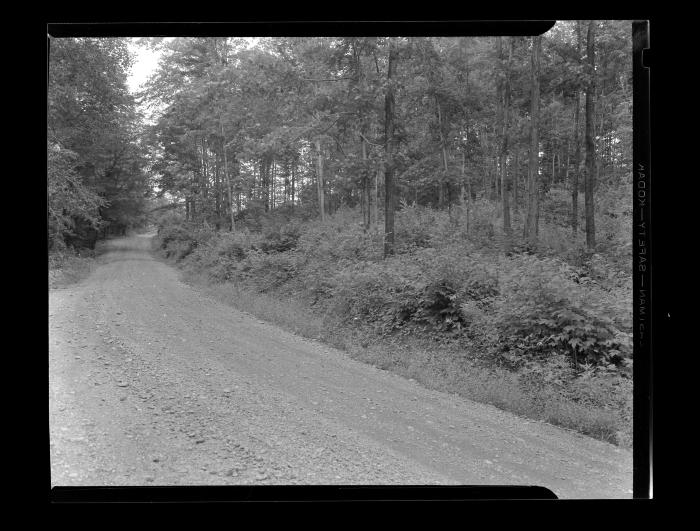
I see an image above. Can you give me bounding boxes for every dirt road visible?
[49,233,633,498]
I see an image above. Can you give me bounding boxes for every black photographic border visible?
[44,18,653,505]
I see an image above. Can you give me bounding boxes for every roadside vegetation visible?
[153,193,633,447]
[49,246,97,289]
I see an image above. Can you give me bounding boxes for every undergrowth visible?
[48,247,97,288]
[152,189,633,448]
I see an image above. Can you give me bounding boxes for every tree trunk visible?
[220,121,235,232]
[374,168,379,231]
[283,160,288,205]
[500,37,512,235]
[361,128,371,231]
[572,93,582,236]
[291,158,296,206]
[513,147,519,212]
[263,158,270,212]
[234,157,241,213]
[271,159,276,210]
[190,163,197,223]
[263,159,268,211]
[461,149,471,233]
[558,144,563,183]
[191,137,199,224]
[436,96,449,209]
[354,43,372,231]
[201,138,208,201]
[524,35,542,243]
[572,22,583,235]
[315,139,326,222]
[269,158,273,210]
[459,150,466,204]
[496,39,504,202]
[584,20,597,250]
[270,160,274,210]
[214,150,221,227]
[383,39,397,258]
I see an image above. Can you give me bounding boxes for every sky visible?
[126,40,163,94]
[126,37,261,94]
[125,38,262,126]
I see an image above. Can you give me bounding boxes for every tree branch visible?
[359,132,383,147]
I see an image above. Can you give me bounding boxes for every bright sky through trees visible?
[126,40,161,94]
[126,37,261,95]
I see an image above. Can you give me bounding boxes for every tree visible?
[315,138,326,221]
[572,21,583,235]
[48,144,105,249]
[137,28,631,258]
[220,119,235,231]
[498,37,513,235]
[584,20,597,250]
[383,38,398,258]
[524,36,542,243]
[48,37,149,249]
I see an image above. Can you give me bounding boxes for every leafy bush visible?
[298,221,379,262]
[409,248,498,334]
[259,222,302,253]
[216,230,256,260]
[493,255,632,369]
[395,202,437,250]
[170,224,216,262]
[231,248,304,292]
[49,246,96,288]
[179,229,263,282]
[462,199,499,245]
[48,143,106,250]
[155,222,199,261]
[329,246,498,337]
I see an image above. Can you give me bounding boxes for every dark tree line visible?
[48,38,150,250]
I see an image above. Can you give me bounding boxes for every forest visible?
[48,22,634,447]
